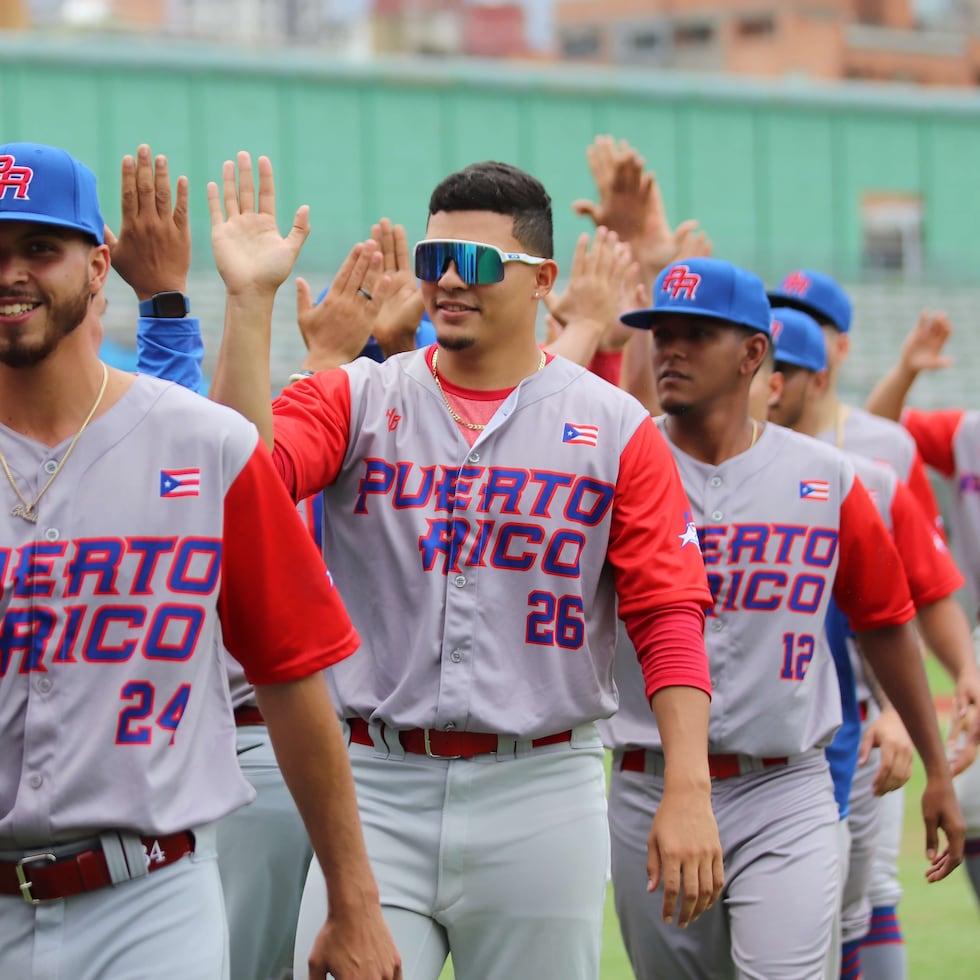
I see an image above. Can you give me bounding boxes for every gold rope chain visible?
[431,348,545,432]
[0,362,109,524]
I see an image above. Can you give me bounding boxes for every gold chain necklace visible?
[750,418,760,449]
[431,348,546,431]
[0,362,109,524]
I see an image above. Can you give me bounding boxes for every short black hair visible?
[427,161,553,258]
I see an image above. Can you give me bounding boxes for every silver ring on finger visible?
[357,287,373,301]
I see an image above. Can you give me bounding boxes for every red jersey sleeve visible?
[271,370,353,501]
[889,479,964,607]
[587,349,624,388]
[902,408,964,479]
[609,418,713,694]
[904,450,945,539]
[218,445,360,686]
[834,475,915,631]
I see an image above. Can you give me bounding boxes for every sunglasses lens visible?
[414,242,504,284]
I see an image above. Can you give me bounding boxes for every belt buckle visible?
[16,852,57,905]
[423,729,462,760]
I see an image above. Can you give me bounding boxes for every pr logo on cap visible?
[661,264,701,300]
[780,271,811,296]
[0,156,34,200]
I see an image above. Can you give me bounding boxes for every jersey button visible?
[468,452,480,463]
[43,459,59,475]
[453,574,467,587]
[709,476,722,488]
[444,721,457,731]
[710,510,723,521]
[36,677,52,694]
[44,527,60,542]
[450,650,463,663]
[28,773,43,789]
[712,620,723,632]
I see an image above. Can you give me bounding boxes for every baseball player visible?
[0,142,399,980]
[866,311,980,906]
[606,256,964,980]
[110,144,318,980]
[760,307,980,978]
[209,151,723,980]
[769,270,978,979]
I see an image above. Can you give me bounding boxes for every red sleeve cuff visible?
[626,601,712,701]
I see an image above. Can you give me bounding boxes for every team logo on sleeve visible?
[562,423,599,447]
[678,511,701,550]
[160,468,201,498]
[799,479,829,502]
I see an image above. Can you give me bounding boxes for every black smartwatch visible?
[138,291,190,318]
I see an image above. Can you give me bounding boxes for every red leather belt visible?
[348,717,573,759]
[234,704,265,727]
[0,831,195,904]
[859,700,869,723]
[619,749,788,781]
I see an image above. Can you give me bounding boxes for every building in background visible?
[17,0,533,57]
[555,0,980,86]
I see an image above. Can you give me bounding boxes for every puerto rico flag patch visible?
[160,468,201,498]
[799,479,829,502]
[562,423,599,447]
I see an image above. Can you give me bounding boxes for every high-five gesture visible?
[574,135,708,283]
[105,144,191,301]
[209,151,309,298]
[296,240,390,371]
[370,218,426,358]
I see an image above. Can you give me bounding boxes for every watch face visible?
[155,292,188,317]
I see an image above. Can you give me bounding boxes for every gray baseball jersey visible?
[601,421,916,758]
[0,375,357,848]
[270,348,713,738]
[817,404,943,534]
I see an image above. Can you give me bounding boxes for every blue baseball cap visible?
[770,307,827,372]
[0,142,104,244]
[621,257,771,336]
[767,269,851,333]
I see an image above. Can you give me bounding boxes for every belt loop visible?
[496,736,519,759]
[374,720,402,760]
[569,722,602,749]
[100,831,148,883]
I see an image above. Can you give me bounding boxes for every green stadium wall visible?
[3,32,980,283]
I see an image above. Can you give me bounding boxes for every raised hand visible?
[899,310,954,375]
[573,135,704,281]
[543,228,634,364]
[370,218,425,358]
[296,240,391,371]
[105,144,190,301]
[572,135,652,244]
[208,151,309,298]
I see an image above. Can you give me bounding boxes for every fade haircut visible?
[427,161,554,258]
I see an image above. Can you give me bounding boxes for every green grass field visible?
[443,658,979,978]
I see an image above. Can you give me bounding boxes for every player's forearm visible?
[865,362,917,422]
[619,330,659,416]
[857,623,950,777]
[916,597,977,683]
[254,674,381,916]
[210,293,276,449]
[650,686,712,792]
[545,317,606,367]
